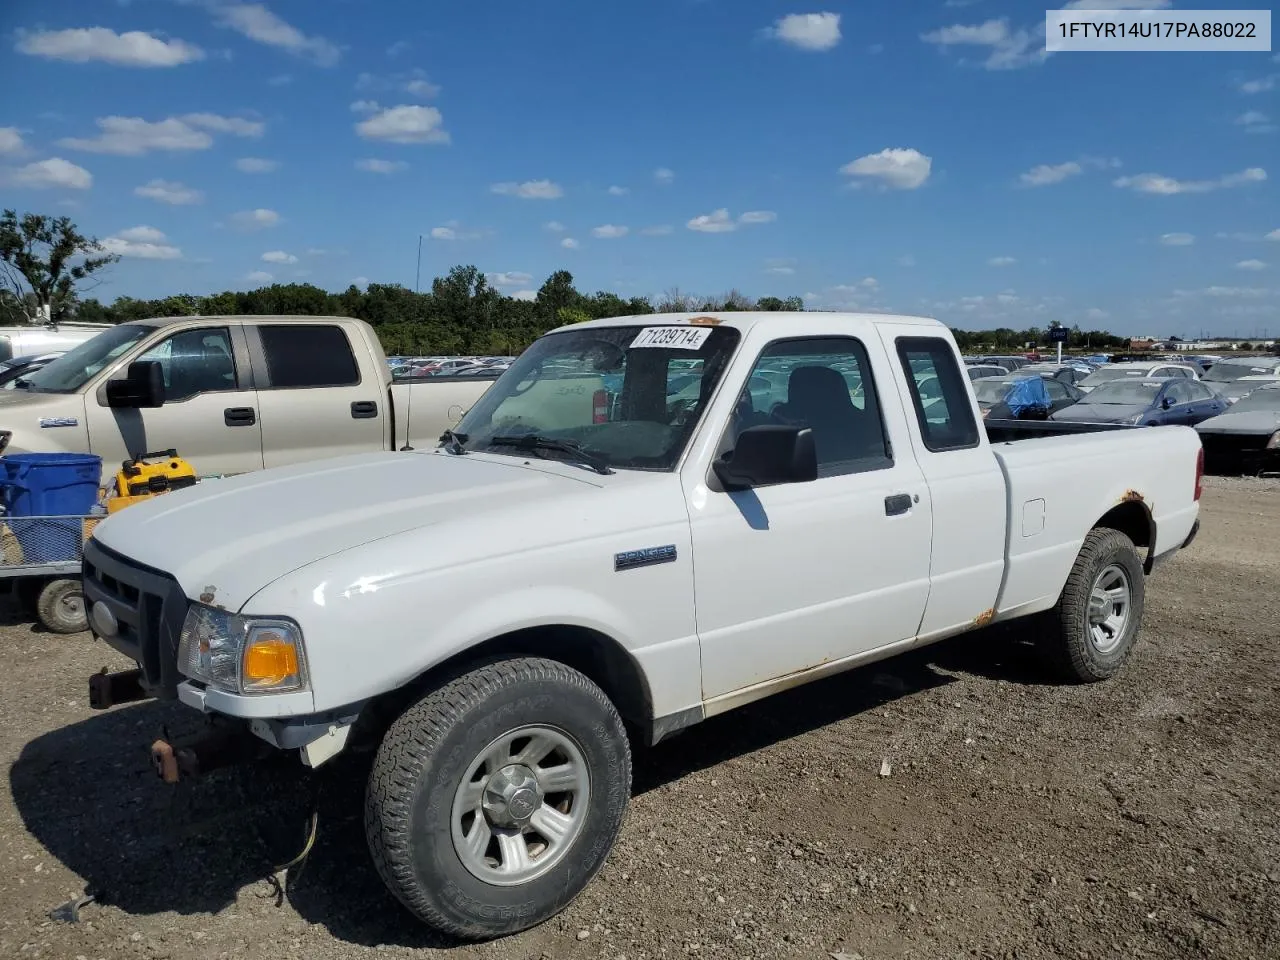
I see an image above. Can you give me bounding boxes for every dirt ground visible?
[1,476,1277,960]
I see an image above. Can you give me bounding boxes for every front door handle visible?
[224,407,256,427]
[351,400,378,419]
[884,493,913,516]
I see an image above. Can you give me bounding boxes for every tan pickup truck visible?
[0,315,494,476]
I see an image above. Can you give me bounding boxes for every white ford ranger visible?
[81,311,1203,940]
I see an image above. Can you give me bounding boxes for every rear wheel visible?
[37,578,87,634]
[365,657,632,940]
[1038,528,1145,683]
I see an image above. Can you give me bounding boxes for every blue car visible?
[1050,377,1230,426]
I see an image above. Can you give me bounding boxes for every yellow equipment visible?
[106,449,198,514]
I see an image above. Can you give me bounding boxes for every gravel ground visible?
[2,478,1278,960]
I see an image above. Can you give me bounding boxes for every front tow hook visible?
[150,726,267,784]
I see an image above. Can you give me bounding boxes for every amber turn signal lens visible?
[242,637,300,687]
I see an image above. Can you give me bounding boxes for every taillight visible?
[592,389,609,424]
[1193,445,1204,502]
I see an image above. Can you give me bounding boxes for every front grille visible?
[82,538,190,698]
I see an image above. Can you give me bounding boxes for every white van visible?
[0,322,114,362]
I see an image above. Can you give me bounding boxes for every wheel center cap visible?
[482,764,543,827]
[1088,593,1110,624]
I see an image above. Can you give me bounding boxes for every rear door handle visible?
[351,400,378,419]
[224,407,256,427]
[884,493,913,516]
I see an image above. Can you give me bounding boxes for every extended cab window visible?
[259,325,360,388]
[730,337,892,476]
[136,327,237,402]
[456,324,740,471]
[896,336,980,451]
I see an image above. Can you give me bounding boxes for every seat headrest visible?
[788,365,853,410]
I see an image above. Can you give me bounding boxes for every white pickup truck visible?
[0,314,491,474]
[82,311,1203,940]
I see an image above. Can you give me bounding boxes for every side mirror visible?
[1161,396,1173,410]
[713,424,818,492]
[105,360,165,409]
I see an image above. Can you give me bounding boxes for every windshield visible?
[1079,366,1155,387]
[454,323,741,471]
[971,379,1012,404]
[19,325,155,394]
[1081,381,1162,405]
[1228,387,1280,413]
[1204,359,1280,383]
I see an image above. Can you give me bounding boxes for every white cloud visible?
[261,250,297,264]
[350,99,380,114]
[897,254,917,267]
[405,78,440,98]
[921,18,1046,70]
[235,156,279,173]
[386,41,410,58]
[214,3,340,66]
[592,224,629,239]
[1086,307,1110,321]
[766,265,795,275]
[653,167,675,185]
[246,270,274,284]
[1237,259,1267,270]
[0,128,26,155]
[355,158,407,174]
[491,179,563,199]
[560,237,579,249]
[512,290,537,301]
[687,209,737,233]
[9,157,93,190]
[607,185,629,196]
[231,208,280,229]
[102,226,180,259]
[356,105,448,144]
[840,147,932,190]
[1267,229,1280,241]
[134,178,202,204]
[357,69,441,99]
[1063,0,1171,7]
[544,221,566,232]
[1019,161,1082,186]
[738,210,777,224]
[765,12,842,51]
[1240,75,1277,95]
[430,226,457,240]
[351,276,369,287]
[59,113,261,155]
[487,271,533,288]
[1159,233,1195,246]
[640,225,673,236]
[16,27,205,67]
[1114,167,1267,195]
[988,256,1017,266]
[1235,110,1275,134]
[428,221,483,241]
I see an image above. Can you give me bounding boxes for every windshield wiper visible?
[438,429,469,454]
[487,435,613,475]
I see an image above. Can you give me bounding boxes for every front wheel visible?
[364,657,632,940]
[1037,528,1146,683]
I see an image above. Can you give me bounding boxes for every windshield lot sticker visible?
[630,327,711,350]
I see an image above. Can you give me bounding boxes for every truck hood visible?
[1195,410,1280,436]
[1053,403,1146,424]
[90,450,598,610]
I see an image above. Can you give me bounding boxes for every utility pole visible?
[415,234,423,294]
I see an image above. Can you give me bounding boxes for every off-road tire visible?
[364,657,632,940]
[36,578,87,634]
[1038,527,1145,683]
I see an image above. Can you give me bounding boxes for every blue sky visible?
[1,0,1277,337]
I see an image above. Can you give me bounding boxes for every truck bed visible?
[983,418,1138,443]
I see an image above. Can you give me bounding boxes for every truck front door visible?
[87,325,265,477]
[686,331,934,703]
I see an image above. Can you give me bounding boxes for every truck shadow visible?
[9,626,1041,949]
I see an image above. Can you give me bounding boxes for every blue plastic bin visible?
[2,453,103,564]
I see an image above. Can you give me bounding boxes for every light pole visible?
[415,234,423,294]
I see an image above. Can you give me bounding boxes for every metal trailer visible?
[0,514,97,633]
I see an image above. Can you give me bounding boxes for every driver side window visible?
[137,328,238,403]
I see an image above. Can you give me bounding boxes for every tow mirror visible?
[106,360,165,409]
[713,424,818,491]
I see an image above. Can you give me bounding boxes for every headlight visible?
[1129,414,1146,424]
[177,603,309,695]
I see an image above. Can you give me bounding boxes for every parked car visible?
[966,363,1009,381]
[972,374,1082,419]
[1020,362,1093,387]
[0,316,496,474]
[0,321,114,362]
[85,309,1202,941]
[1195,384,1280,475]
[1201,357,1280,397]
[1076,361,1200,395]
[1210,374,1280,405]
[1051,378,1228,426]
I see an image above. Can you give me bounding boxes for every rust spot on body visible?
[972,608,996,628]
[1120,489,1145,503]
[199,585,217,604]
